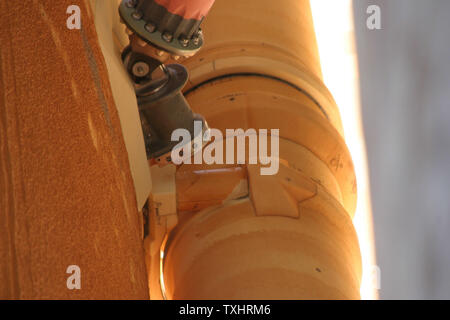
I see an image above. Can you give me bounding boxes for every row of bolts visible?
[125,0,202,48]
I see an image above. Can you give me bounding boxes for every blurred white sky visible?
[352,0,450,299]
[310,0,378,300]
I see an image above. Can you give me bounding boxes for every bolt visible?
[145,22,156,33]
[132,11,143,20]
[125,27,134,35]
[126,0,137,8]
[179,37,189,47]
[162,32,173,43]
[132,61,150,77]
[193,36,200,46]
[193,29,202,46]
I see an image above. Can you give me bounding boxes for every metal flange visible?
[119,0,204,57]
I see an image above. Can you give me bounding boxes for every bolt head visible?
[162,32,173,43]
[179,37,189,47]
[132,11,143,20]
[145,23,156,33]
[193,37,200,46]
[132,62,150,77]
[125,27,134,35]
[126,0,137,8]
[193,29,203,46]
